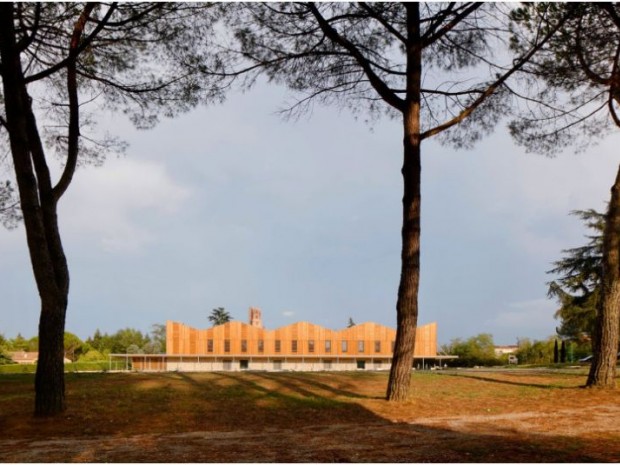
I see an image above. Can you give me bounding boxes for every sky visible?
[1,80,619,346]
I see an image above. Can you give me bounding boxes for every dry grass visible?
[0,369,618,462]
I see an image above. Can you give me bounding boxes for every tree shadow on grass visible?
[250,371,378,400]
[0,372,618,462]
[437,372,579,390]
[0,417,614,462]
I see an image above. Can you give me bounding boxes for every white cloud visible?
[59,157,191,253]
[282,310,295,318]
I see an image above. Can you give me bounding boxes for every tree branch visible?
[359,2,407,45]
[53,4,95,202]
[421,7,571,140]
[421,2,481,48]
[306,2,405,112]
[24,2,118,84]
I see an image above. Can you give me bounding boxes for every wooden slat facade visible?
[166,320,437,358]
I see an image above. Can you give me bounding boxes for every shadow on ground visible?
[0,371,617,462]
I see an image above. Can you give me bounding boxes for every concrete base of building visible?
[111,354,457,373]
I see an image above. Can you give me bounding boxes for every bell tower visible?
[249,307,263,328]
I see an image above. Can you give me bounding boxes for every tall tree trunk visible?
[0,2,69,415]
[386,2,422,402]
[586,164,620,388]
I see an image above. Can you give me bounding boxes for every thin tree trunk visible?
[586,164,620,388]
[386,2,422,402]
[0,2,69,415]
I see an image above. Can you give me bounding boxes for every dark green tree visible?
[511,3,620,387]
[208,307,232,326]
[547,209,604,347]
[553,339,559,364]
[560,340,567,363]
[218,2,565,401]
[0,2,225,415]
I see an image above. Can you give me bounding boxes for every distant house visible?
[494,345,518,357]
[9,351,71,365]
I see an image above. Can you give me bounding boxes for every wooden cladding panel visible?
[166,320,437,357]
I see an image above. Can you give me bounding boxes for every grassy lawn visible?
[0,369,618,462]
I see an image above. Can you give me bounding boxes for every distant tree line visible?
[440,333,591,367]
[0,324,165,365]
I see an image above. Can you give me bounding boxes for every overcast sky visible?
[1,80,618,346]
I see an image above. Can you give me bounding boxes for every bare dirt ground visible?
[1,369,618,462]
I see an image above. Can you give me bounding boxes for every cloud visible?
[282,310,295,318]
[487,298,557,333]
[59,157,191,253]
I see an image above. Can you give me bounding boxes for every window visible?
[258,340,264,353]
[291,340,298,353]
[375,341,381,353]
[224,340,230,353]
[341,340,348,353]
[207,339,213,353]
[241,339,247,353]
[223,360,232,370]
[273,360,282,371]
[325,340,332,353]
[308,340,315,353]
[240,360,249,370]
[358,340,365,353]
[323,360,332,370]
[275,340,281,353]
[357,360,366,370]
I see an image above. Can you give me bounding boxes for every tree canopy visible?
[547,209,604,346]
[208,307,232,326]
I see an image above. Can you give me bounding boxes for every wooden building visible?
[128,307,440,372]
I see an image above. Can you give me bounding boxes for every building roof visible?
[8,351,39,364]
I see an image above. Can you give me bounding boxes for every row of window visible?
[225,359,379,370]
[206,339,395,354]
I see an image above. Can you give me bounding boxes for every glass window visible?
[358,340,365,353]
[375,341,381,353]
[325,340,332,353]
[224,340,230,353]
[258,340,264,353]
[323,360,332,370]
[273,360,282,371]
[357,360,366,370]
[241,340,247,353]
[341,340,348,353]
[207,339,213,353]
[308,340,315,353]
[291,340,298,353]
[240,360,249,370]
[275,340,281,353]
[223,360,232,370]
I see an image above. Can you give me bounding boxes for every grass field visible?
[0,369,618,462]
